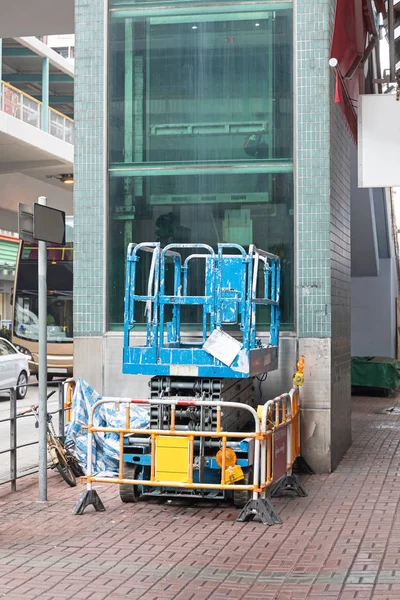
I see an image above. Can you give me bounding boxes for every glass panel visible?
[109,6,293,164]
[15,293,73,343]
[15,241,74,342]
[49,110,66,140]
[108,171,293,328]
[21,242,73,261]
[0,340,15,355]
[2,86,21,119]
[54,47,69,59]
[108,1,294,330]
[22,95,41,128]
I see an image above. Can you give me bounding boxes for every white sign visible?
[358,94,400,188]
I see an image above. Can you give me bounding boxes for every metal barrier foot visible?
[236,498,282,526]
[293,456,314,475]
[72,490,106,515]
[270,474,307,498]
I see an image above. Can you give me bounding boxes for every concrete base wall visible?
[74,334,299,400]
[299,338,332,473]
[297,337,351,473]
[73,337,104,393]
[74,334,350,474]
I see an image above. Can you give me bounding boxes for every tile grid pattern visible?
[296,0,332,338]
[328,0,352,468]
[296,0,352,468]
[74,0,106,336]
[73,0,353,345]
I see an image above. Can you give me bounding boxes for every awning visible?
[330,0,378,143]
[0,235,19,268]
[374,0,386,15]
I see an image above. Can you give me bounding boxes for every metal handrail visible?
[0,381,67,491]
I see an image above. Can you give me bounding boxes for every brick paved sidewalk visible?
[0,394,399,600]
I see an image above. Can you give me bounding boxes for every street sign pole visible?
[19,198,66,503]
[38,196,48,502]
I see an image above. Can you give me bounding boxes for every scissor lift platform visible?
[123,242,280,379]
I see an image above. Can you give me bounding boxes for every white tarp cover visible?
[65,378,149,477]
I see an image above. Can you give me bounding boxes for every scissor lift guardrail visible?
[123,242,281,378]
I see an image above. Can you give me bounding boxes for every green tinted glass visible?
[108,1,294,329]
[109,6,293,164]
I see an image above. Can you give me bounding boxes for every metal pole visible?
[58,382,65,441]
[41,57,49,132]
[388,0,396,83]
[10,387,17,492]
[38,196,48,502]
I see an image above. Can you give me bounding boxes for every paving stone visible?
[0,395,399,598]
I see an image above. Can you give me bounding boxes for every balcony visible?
[0,81,73,144]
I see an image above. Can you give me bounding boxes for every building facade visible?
[74,0,353,472]
[0,232,19,325]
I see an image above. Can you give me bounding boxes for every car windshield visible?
[15,292,73,343]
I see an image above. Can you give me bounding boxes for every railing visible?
[72,357,308,525]
[0,381,66,491]
[123,242,281,379]
[49,107,74,144]
[0,81,74,144]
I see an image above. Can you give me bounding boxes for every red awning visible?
[374,0,386,15]
[331,0,361,141]
[330,0,377,143]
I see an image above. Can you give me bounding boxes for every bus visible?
[11,218,73,379]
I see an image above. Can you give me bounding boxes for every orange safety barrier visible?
[72,397,286,524]
[63,379,75,424]
[71,357,309,524]
[257,356,307,505]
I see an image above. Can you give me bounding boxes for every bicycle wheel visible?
[64,441,85,477]
[54,448,77,487]
[68,454,84,477]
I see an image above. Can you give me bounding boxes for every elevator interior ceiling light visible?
[192,25,198,30]
[255,23,260,27]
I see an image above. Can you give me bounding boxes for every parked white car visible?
[0,338,30,399]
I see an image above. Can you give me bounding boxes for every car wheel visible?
[16,371,28,399]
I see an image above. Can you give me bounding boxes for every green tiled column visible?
[296,0,352,472]
[297,0,331,338]
[74,0,106,337]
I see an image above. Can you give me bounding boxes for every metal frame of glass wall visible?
[108,0,294,331]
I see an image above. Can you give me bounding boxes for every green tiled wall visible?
[74,0,352,349]
[327,0,352,466]
[74,0,106,336]
[297,0,332,338]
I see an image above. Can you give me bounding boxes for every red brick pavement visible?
[0,394,399,599]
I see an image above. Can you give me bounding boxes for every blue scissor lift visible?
[121,242,281,506]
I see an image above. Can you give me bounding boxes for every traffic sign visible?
[33,203,65,245]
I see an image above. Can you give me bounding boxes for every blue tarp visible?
[65,378,149,477]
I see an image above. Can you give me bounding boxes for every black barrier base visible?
[72,489,106,515]
[270,474,307,498]
[293,455,314,475]
[236,498,282,525]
